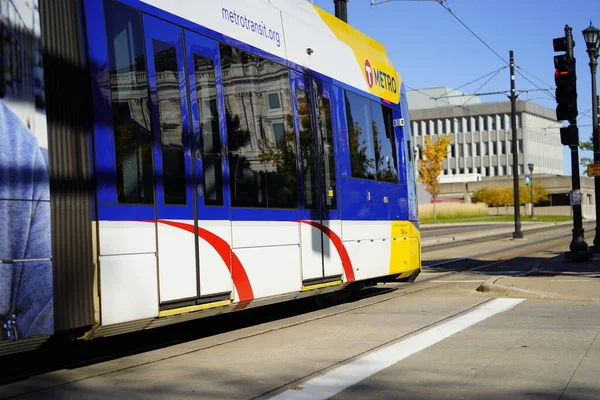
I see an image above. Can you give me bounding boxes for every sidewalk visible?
[421,221,573,248]
[477,253,600,302]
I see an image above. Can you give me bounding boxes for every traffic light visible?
[553,32,578,121]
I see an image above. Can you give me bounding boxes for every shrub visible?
[419,202,488,220]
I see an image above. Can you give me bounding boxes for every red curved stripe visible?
[301,221,355,282]
[158,220,254,303]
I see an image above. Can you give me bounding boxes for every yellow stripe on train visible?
[313,5,402,104]
[389,221,421,276]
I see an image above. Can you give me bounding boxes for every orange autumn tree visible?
[418,134,452,221]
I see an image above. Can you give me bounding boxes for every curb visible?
[476,277,597,302]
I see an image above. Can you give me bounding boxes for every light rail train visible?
[0,0,420,355]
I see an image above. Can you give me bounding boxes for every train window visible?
[371,103,398,183]
[193,54,223,206]
[104,0,154,204]
[345,91,376,180]
[318,94,337,209]
[153,40,186,205]
[220,44,297,209]
[296,88,316,209]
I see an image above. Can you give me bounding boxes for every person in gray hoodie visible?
[0,100,53,341]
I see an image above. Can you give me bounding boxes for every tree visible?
[580,137,593,176]
[473,184,549,211]
[418,134,452,221]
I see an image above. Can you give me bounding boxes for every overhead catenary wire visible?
[436,1,555,100]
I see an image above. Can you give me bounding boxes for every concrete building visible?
[407,88,563,182]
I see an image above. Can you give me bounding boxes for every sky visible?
[313,0,600,175]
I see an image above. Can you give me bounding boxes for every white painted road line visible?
[270,298,525,400]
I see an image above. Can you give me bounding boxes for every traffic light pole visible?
[567,127,591,259]
[510,51,523,239]
[561,25,592,260]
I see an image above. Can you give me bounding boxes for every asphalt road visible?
[420,223,515,238]
[1,223,598,400]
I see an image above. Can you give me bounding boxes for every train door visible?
[184,31,233,300]
[143,16,232,307]
[143,15,196,305]
[292,72,343,285]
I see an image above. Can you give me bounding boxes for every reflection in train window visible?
[104,0,154,204]
[193,53,223,206]
[153,39,186,205]
[220,44,297,209]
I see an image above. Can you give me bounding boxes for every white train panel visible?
[276,6,366,93]
[300,222,324,281]
[99,221,156,255]
[157,221,197,302]
[232,221,299,248]
[322,219,345,278]
[99,253,159,325]
[198,220,234,296]
[341,220,391,242]
[235,245,302,299]
[140,0,286,60]
[343,240,391,281]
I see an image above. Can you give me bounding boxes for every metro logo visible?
[365,60,374,88]
[364,59,398,95]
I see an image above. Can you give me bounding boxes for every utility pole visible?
[334,0,348,22]
[510,50,523,239]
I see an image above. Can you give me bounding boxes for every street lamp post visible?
[528,163,535,218]
[582,21,600,250]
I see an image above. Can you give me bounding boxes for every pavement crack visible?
[558,328,600,400]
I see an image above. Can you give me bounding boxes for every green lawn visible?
[420,215,574,224]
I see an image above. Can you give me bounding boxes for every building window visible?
[442,119,447,134]
[491,116,497,130]
[434,120,439,135]
[268,93,282,110]
[518,139,523,153]
[517,114,522,128]
[483,116,489,131]
[494,166,498,176]
[466,118,472,132]
[475,117,480,132]
[467,145,472,157]
[484,142,489,156]
[500,115,506,130]
[475,144,480,156]
[220,44,297,209]
[459,145,464,157]
[426,121,430,135]
[418,123,422,136]
[485,167,490,176]
[457,118,463,133]
[451,146,455,158]
[491,142,497,155]
[476,167,481,175]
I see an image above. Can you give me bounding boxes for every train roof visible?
[140,0,402,104]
